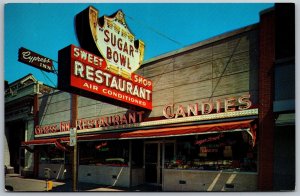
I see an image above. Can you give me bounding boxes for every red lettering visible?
[225,97,236,112]
[117,38,123,50]
[76,119,83,130]
[128,112,136,124]
[120,53,127,67]
[175,105,186,118]
[201,102,213,114]
[137,111,144,122]
[113,51,118,63]
[129,45,134,57]
[104,29,110,42]
[111,33,116,46]
[187,103,198,116]
[35,126,41,135]
[60,122,70,132]
[34,125,58,135]
[163,104,175,119]
[96,142,108,150]
[123,42,128,54]
[113,115,120,125]
[121,114,128,124]
[238,94,252,110]
[107,46,112,59]
[163,95,254,119]
[215,99,222,113]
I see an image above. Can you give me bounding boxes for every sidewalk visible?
[4,174,162,192]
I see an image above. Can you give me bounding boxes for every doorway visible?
[144,142,161,185]
[7,120,25,174]
[144,141,175,185]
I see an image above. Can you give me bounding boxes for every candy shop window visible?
[167,131,257,172]
[79,140,129,166]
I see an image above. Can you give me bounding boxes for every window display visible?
[79,140,129,166]
[39,145,66,164]
[131,140,144,167]
[164,131,257,172]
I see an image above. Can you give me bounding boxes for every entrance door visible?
[7,120,25,174]
[144,142,162,185]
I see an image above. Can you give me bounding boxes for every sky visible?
[4,1,274,87]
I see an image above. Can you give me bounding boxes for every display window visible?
[79,140,129,166]
[39,145,68,164]
[164,131,257,172]
[131,140,144,168]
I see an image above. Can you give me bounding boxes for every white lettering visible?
[74,61,84,77]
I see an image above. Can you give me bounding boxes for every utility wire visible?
[39,69,57,125]
[208,37,242,101]
[40,69,57,88]
[125,14,184,91]
[126,14,184,47]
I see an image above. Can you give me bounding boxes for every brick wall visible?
[258,8,275,191]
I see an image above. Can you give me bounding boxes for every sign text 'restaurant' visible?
[35,111,144,135]
[58,45,152,110]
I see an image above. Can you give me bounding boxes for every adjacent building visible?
[4,74,52,175]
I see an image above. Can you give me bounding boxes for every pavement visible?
[4,174,162,192]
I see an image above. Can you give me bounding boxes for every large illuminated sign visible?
[76,6,144,79]
[58,6,152,110]
[58,45,152,110]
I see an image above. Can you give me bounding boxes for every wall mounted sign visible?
[76,6,144,79]
[18,47,54,72]
[58,45,152,110]
[95,142,108,151]
[195,133,225,146]
[163,94,252,119]
[34,110,145,135]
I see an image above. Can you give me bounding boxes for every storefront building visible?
[18,3,294,191]
[258,4,295,191]
[5,74,52,175]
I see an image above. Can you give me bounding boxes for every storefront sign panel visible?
[18,47,54,72]
[58,45,152,110]
[76,6,144,79]
[34,110,145,136]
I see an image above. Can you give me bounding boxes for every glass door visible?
[144,141,175,185]
[144,142,161,185]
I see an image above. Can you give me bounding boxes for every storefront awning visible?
[22,119,256,146]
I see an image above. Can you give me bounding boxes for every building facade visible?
[258,4,295,191]
[5,74,52,175]
[14,3,294,191]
